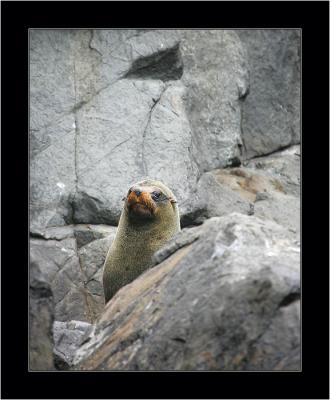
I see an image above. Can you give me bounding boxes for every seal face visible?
[126,187,156,220]
[103,179,180,303]
[125,184,176,222]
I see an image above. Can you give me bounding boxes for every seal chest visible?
[102,179,181,303]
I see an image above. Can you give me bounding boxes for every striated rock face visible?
[30,225,116,323]
[30,29,198,230]
[30,29,300,232]
[195,145,300,233]
[30,237,88,322]
[237,30,301,158]
[180,30,249,173]
[53,320,93,370]
[73,214,300,371]
[30,248,55,370]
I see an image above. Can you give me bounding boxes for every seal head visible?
[103,179,180,303]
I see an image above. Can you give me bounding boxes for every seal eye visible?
[151,191,161,201]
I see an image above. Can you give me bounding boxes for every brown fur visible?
[102,180,181,303]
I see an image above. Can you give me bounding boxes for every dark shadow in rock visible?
[124,44,183,82]
[72,191,120,226]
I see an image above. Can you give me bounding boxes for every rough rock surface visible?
[78,234,115,317]
[74,78,198,224]
[30,30,301,371]
[30,29,198,230]
[237,30,301,158]
[31,224,116,248]
[30,226,115,323]
[30,237,88,322]
[30,29,300,231]
[74,214,300,371]
[53,320,93,370]
[194,145,300,234]
[74,224,116,249]
[180,30,249,173]
[30,30,77,232]
[30,248,55,370]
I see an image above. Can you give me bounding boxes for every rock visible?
[30,29,300,231]
[237,30,301,158]
[30,29,196,230]
[30,30,79,232]
[74,78,199,224]
[90,29,182,85]
[30,238,89,322]
[246,145,301,197]
[78,235,115,318]
[180,29,249,172]
[194,145,300,233]
[30,30,76,132]
[30,248,55,370]
[140,81,199,212]
[30,225,75,240]
[255,192,269,202]
[151,224,201,266]
[74,224,116,248]
[30,223,116,248]
[53,320,93,370]
[247,300,300,370]
[30,225,115,323]
[253,194,299,234]
[29,29,107,231]
[73,213,300,370]
[30,113,76,232]
[196,170,249,219]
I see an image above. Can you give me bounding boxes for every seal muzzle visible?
[126,190,156,219]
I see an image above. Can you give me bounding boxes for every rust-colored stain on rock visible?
[79,245,193,370]
[214,168,286,202]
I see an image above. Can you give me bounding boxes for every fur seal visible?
[103,179,181,303]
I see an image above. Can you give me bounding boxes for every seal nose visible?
[134,189,142,197]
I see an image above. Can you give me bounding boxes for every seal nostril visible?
[134,189,142,197]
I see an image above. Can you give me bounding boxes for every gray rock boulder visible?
[30,224,115,323]
[246,144,300,197]
[53,320,93,370]
[74,224,116,248]
[30,29,196,230]
[30,248,55,370]
[30,30,76,131]
[30,237,88,322]
[194,145,300,234]
[73,213,300,371]
[30,225,75,240]
[180,29,249,172]
[74,78,199,224]
[30,112,76,233]
[31,29,301,231]
[30,223,116,248]
[78,235,115,318]
[30,30,78,232]
[237,30,301,158]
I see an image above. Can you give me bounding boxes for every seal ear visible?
[169,197,177,204]
[122,196,126,201]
